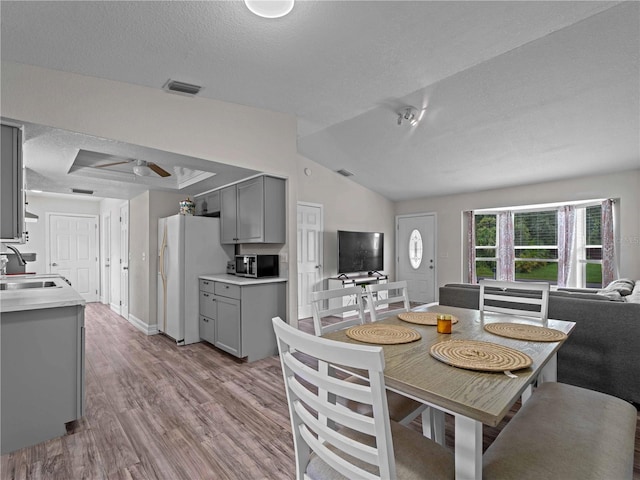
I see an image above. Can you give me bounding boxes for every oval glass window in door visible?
[408,229,423,269]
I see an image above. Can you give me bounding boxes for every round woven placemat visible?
[398,312,459,326]
[345,324,421,345]
[484,323,567,342]
[430,340,532,372]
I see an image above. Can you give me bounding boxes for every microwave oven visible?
[235,254,279,278]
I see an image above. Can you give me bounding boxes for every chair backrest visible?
[365,281,411,322]
[272,316,396,480]
[310,286,365,336]
[479,279,550,321]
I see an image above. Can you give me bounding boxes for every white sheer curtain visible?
[601,199,618,285]
[557,205,576,287]
[497,211,514,281]
[466,211,477,284]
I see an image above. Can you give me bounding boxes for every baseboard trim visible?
[110,303,121,315]
[128,314,159,336]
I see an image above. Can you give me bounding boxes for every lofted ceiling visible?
[1,1,638,201]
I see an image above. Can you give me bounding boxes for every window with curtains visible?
[581,205,603,287]
[472,202,605,287]
[514,211,558,282]
[474,214,497,280]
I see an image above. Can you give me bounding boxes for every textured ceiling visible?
[1,1,638,200]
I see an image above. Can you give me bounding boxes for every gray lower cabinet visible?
[198,278,285,362]
[1,304,85,454]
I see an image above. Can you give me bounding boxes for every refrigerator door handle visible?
[159,222,168,333]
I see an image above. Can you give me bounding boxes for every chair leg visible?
[421,407,446,446]
[521,384,533,404]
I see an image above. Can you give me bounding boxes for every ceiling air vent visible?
[72,188,94,195]
[163,79,202,96]
[336,169,354,177]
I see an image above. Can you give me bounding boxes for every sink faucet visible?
[5,245,27,266]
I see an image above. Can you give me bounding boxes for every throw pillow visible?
[600,278,635,296]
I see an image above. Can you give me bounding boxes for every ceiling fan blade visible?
[96,160,131,168]
[148,163,172,177]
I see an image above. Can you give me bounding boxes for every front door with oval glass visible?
[397,214,436,304]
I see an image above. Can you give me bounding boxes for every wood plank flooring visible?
[2,302,639,479]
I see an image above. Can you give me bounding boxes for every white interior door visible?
[48,213,98,302]
[120,203,129,319]
[102,213,111,305]
[297,202,323,319]
[396,213,436,304]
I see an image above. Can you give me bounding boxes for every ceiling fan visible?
[96,158,172,177]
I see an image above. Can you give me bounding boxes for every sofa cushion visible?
[550,291,612,302]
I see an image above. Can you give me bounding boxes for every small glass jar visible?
[437,314,452,334]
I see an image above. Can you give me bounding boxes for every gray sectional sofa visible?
[438,280,640,404]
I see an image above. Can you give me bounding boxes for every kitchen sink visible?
[0,281,59,290]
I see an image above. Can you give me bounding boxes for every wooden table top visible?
[323,304,575,427]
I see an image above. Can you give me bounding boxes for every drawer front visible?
[200,279,215,294]
[215,282,241,299]
[199,291,216,319]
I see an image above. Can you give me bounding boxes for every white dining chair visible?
[272,316,454,480]
[479,279,551,402]
[360,283,447,443]
[365,280,411,322]
[310,285,366,336]
[309,287,428,430]
[479,279,550,321]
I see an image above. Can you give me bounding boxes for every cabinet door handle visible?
[51,262,58,267]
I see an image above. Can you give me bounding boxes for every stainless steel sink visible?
[0,281,58,290]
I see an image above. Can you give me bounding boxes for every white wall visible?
[296,155,396,285]
[16,193,101,274]
[2,62,300,324]
[395,169,640,291]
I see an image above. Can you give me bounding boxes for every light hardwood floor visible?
[2,302,639,479]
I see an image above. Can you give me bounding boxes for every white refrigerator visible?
[157,214,231,345]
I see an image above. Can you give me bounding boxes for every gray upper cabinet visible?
[220,175,285,244]
[195,190,221,217]
[1,124,24,242]
[220,184,238,244]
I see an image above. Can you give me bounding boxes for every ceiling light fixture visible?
[397,106,420,127]
[244,0,294,18]
[133,160,151,177]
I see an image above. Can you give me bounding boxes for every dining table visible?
[322,303,576,480]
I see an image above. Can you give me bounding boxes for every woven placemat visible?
[345,324,421,345]
[430,340,532,372]
[484,323,567,342]
[398,312,459,326]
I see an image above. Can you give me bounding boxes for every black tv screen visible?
[338,230,384,274]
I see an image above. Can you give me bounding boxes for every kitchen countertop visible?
[0,274,86,313]
[199,273,288,286]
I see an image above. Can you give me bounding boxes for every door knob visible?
[51,262,58,266]
[123,266,128,270]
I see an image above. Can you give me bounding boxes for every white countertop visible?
[0,274,86,313]
[199,273,288,286]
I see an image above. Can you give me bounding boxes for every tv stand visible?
[327,273,388,318]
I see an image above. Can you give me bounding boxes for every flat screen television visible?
[338,230,384,274]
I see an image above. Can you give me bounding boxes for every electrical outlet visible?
[281,253,288,263]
